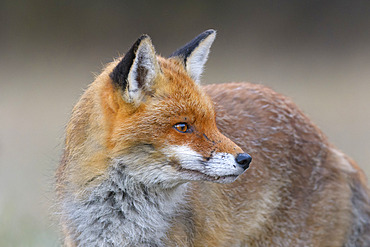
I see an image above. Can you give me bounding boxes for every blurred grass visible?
[0,202,59,246]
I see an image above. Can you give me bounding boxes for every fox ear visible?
[110,35,160,105]
[170,29,216,83]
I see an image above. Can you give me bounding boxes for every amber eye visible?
[173,123,191,133]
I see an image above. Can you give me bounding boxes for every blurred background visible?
[1,0,369,245]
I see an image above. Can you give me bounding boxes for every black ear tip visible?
[169,29,217,59]
[110,34,153,88]
[133,34,152,49]
[138,34,151,42]
[204,29,216,36]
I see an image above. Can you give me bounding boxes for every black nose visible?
[235,153,252,170]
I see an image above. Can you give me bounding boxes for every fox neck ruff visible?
[62,161,188,246]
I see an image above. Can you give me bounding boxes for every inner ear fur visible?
[110,35,161,105]
[170,29,216,83]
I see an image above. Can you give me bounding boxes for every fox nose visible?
[235,153,252,170]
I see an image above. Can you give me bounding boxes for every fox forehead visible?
[109,56,215,122]
[154,57,215,117]
[104,56,217,147]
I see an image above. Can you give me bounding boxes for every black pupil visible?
[176,123,187,132]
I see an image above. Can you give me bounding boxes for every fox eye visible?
[173,123,191,133]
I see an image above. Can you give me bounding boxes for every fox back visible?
[56,30,370,246]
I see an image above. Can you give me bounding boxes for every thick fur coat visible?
[56,30,370,246]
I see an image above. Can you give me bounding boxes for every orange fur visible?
[56,32,370,246]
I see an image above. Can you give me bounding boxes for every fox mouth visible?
[178,167,240,183]
[164,146,246,183]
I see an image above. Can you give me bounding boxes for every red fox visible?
[56,30,370,246]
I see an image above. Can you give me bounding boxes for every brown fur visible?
[57,51,370,246]
[184,83,368,246]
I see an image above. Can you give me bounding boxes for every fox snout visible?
[235,153,252,170]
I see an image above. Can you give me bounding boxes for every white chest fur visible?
[62,163,188,246]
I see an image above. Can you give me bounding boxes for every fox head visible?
[66,30,251,189]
